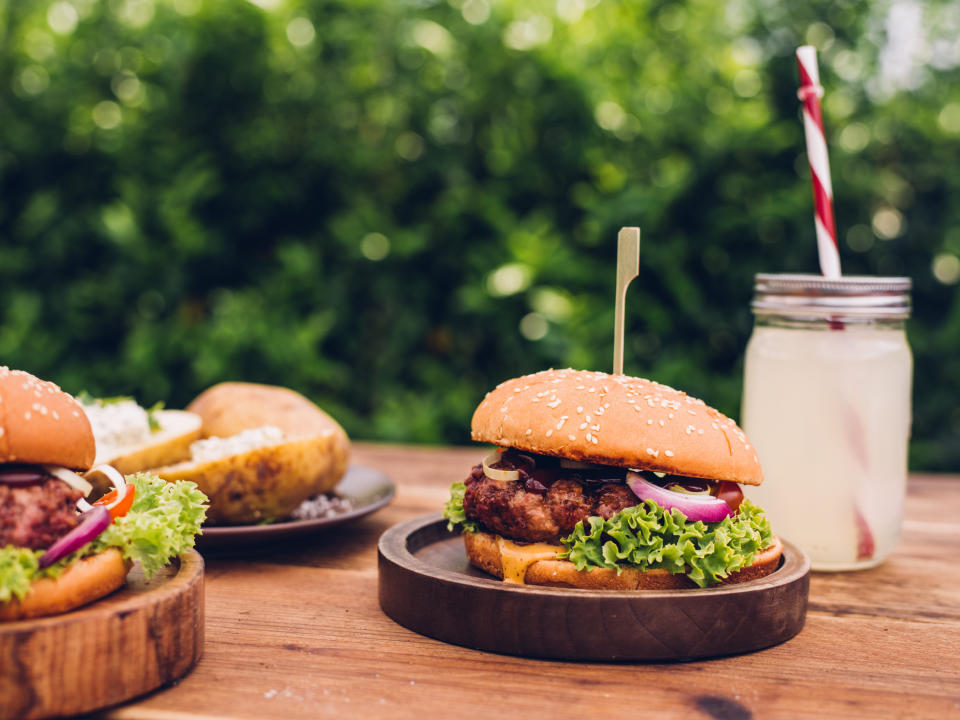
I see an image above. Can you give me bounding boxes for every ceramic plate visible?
[197,464,394,550]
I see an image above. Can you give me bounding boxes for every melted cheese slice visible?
[497,539,562,584]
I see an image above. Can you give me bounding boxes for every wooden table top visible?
[103,443,960,720]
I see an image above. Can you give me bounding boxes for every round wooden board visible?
[378,514,810,662]
[0,550,204,719]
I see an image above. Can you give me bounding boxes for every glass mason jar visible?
[741,274,912,571]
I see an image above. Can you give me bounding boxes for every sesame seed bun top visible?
[470,368,763,486]
[0,367,95,470]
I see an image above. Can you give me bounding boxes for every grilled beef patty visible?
[0,478,82,550]
[462,462,637,544]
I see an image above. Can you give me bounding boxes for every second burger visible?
[444,368,781,589]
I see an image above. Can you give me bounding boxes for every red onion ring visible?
[0,465,49,486]
[38,506,112,569]
[626,471,733,523]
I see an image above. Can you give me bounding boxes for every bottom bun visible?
[465,530,784,590]
[0,548,130,621]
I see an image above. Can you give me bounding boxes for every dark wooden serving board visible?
[378,514,809,662]
[0,550,204,720]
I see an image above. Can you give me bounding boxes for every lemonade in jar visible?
[741,274,912,571]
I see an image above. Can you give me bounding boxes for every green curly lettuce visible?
[442,482,478,534]
[0,548,51,603]
[559,499,773,588]
[90,473,208,577]
[1,473,208,603]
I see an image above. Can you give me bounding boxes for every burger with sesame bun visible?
[443,369,782,589]
[0,368,207,621]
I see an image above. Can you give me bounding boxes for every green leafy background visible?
[1,0,958,470]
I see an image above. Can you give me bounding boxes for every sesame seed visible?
[525,429,532,435]
[698,429,704,435]
[591,437,598,445]
[547,399,561,408]
[568,434,576,441]
[579,422,588,430]
[712,423,719,429]
[586,433,593,442]
[546,429,554,437]
[665,450,675,457]
[52,411,59,420]
[688,410,696,415]
[659,420,665,427]
[668,413,674,419]
[576,406,583,413]
[24,412,31,420]
[588,388,595,393]
[647,419,653,425]
[646,448,659,457]
[0,428,4,437]
[591,424,600,431]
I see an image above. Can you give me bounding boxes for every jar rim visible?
[752,273,911,319]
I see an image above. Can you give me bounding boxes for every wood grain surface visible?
[1,550,204,719]
[92,444,958,720]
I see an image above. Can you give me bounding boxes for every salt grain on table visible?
[290,493,353,520]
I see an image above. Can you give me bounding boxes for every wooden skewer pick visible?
[613,226,641,376]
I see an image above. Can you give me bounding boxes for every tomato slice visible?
[94,484,136,520]
[714,481,744,512]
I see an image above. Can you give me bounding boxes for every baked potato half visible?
[172,382,351,524]
[154,431,348,524]
[100,409,202,475]
[187,382,347,441]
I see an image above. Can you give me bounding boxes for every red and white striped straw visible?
[796,45,842,278]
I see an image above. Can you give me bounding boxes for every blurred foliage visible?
[0,0,958,470]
